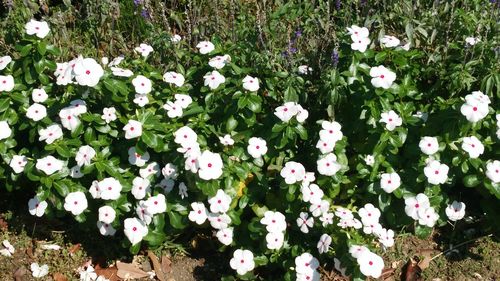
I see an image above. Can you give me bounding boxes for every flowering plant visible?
[0,17,498,280]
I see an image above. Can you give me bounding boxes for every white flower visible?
[208,213,231,229]
[445,201,466,221]
[171,34,182,43]
[319,121,343,144]
[145,194,167,215]
[219,134,235,146]
[89,180,101,199]
[460,99,489,123]
[64,192,88,216]
[25,19,50,38]
[59,108,81,132]
[101,107,117,123]
[404,193,430,220]
[128,147,150,167]
[247,137,267,158]
[174,94,192,108]
[32,89,48,103]
[162,163,178,179]
[135,43,154,57]
[319,212,334,227]
[315,139,334,154]
[163,71,185,87]
[334,258,347,277]
[417,207,439,227]
[174,126,198,147]
[163,101,183,118]
[0,55,12,70]
[26,103,47,121]
[309,200,330,217]
[295,253,319,275]
[274,102,299,122]
[317,234,332,254]
[266,231,284,250]
[317,153,342,176]
[242,75,259,92]
[486,160,500,183]
[467,90,490,105]
[347,25,369,39]
[133,94,149,107]
[216,227,233,245]
[132,75,152,94]
[158,178,175,193]
[363,222,383,235]
[260,211,286,233]
[123,120,142,139]
[0,121,11,140]
[298,65,312,75]
[124,217,148,245]
[108,56,124,67]
[465,37,480,46]
[97,177,122,200]
[38,124,63,144]
[139,161,161,178]
[188,202,208,225]
[75,145,96,167]
[1,240,15,257]
[229,249,255,275]
[10,155,28,173]
[461,136,484,159]
[36,156,64,175]
[73,58,104,87]
[351,36,371,52]
[280,161,305,184]
[54,62,68,77]
[379,110,402,131]
[402,42,411,51]
[419,136,439,155]
[79,265,98,281]
[111,67,133,77]
[98,206,116,224]
[301,184,324,204]
[377,228,395,248]
[349,245,369,259]
[101,57,109,66]
[179,182,188,199]
[364,155,375,166]
[370,66,396,89]
[197,150,224,180]
[296,212,314,233]
[424,160,449,185]
[380,35,400,47]
[31,263,49,278]
[358,203,381,225]
[358,251,384,278]
[204,70,226,90]
[97,221,116,236]
[209,55,231,69]
[196,41,215,54]
[28,197,47,217]
[69,165,83,178]
[136,202,153,225]
[380,172,401,193]
[296,104,309,123]
[131,177,151,200]
[0,75,14,92]
[208,189,232,214]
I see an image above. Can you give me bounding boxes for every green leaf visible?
[226,116,238,132]
[0,98,10,112]
[37,41,47,55]
[168,211,186,229]
[415,224,432,239]
[463,174,480,188]
[143,231,166,247]
[129,242,141,254]
[141,131,159,149]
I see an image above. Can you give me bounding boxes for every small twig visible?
[430,234,493,261]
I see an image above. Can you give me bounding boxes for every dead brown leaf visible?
[0,217,8,231]
[380,267,395,280]
[417,249,434,270]
[116,261,149,279]
[53,272,68,281]
[148,250,166,281]
[68,243,81,256]
[161,255,172,274]
[404,258,422,281]
[13,267,27,281]
[95,264,120,281]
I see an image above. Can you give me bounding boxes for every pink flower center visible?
[256,145,260,149]
[388,118,393,122]
[369,261,373,266]
[217,199,221,204]
[74,201,78,205]
[428,143,431,147]
[130,127,134,131]
[291,169,295,173]
[240,259,244,263]
[108,187,112,190]
[435,170,439,175]
[85,70,91,75]
[208,163,212,168]
[132,227,137,231]
[415,203,420,208]
[473,107,478,111]
[380,75,385,79]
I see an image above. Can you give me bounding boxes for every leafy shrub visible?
[0,3,499,280]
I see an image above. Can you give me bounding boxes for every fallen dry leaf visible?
[95,264,120,281]
[0,217,8,231]
[13,267,27,281]
[417,255,432,270]
[380,267,395,279]
[68,243,81,256]
[53,272,68,281]
[116,261,149,279]
[161,255,172,274]
[404,258,422,281]
[148,251,166,281]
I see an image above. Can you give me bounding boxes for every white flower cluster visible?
[315,121,343,176]
[349,245,385,278]
[55,56,104,87]
[163,94,192,118]
[261,211,286,250]
[274,102,308,123]
[460,90,490,123]
[295,253,320,281]
[347,25,371,53]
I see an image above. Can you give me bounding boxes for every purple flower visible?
[294,29,303,38]
[141,9,150,19]
[331,49,339,67]
[133,0,143,6]
[335,0,341,10]
[360,0,367,6]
